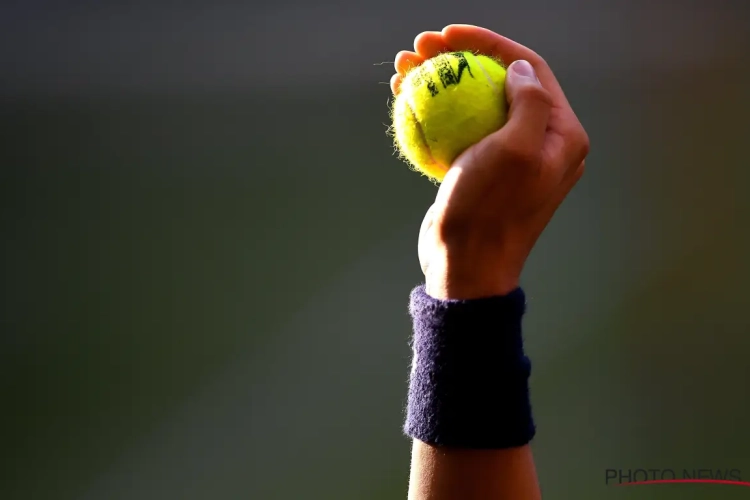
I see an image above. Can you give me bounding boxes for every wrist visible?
[425,258,521,300]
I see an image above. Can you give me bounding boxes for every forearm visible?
[406,270,541,499]
[408,442,540,500]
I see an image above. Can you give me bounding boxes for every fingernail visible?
[511,60,538,81]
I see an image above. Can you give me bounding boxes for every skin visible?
[391,25,590,499]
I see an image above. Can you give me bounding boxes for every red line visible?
[617,479,750,487]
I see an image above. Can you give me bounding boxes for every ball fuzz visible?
[390,51,508,183]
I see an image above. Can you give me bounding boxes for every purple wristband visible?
[404,284,535,449]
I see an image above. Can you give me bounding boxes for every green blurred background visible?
[2,1,749,499]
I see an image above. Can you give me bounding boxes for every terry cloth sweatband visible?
[404,284,535,449]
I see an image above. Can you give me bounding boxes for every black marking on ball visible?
[426,80,439,97]
[413,66,425,87]
[414,65,439,97]
[435,52,473,90]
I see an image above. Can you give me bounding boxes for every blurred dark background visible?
[1,1,749,499]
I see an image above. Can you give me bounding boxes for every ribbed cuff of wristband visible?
[404,284,535,449]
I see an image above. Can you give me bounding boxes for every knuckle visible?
[562,125,590,162]
[525,50,546,68]
[515,84,552,105]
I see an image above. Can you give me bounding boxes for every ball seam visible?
[405,96,438,169]
[473,55,501,96]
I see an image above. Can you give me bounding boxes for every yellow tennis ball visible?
[390,51,508,183]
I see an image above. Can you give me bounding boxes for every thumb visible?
[495,60,553,157]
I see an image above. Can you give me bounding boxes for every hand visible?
[391,25,590,300]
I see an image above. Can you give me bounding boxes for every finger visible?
[540,115,590,169]
[390,73,402,95]
[493,60,553,161]
[395,51,425,76]
[441,24,569,107]
[414,31,451,58]
[444,24,589,167]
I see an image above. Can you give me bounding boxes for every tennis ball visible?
[390,51,508,183]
